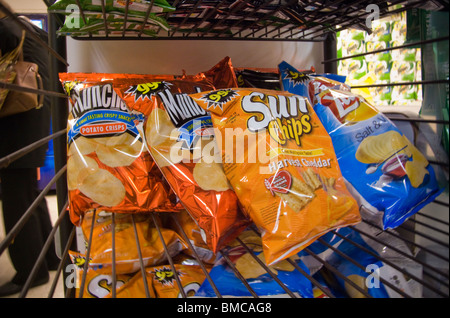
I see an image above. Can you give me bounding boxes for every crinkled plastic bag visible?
[60,73,181,226]
[114,74,250,253]
[323,223,423,298]
[79,210,187,274]
[279,61,443,229]
[190,88,361,265]
[196,229,314,298]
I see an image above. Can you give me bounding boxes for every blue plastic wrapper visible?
[278,61,349,105]
[305,223,424,298]
[279,61,443,230]
[321,227,390,298]
[195,231,313,298]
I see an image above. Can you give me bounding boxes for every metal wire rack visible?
[0,0,448,299]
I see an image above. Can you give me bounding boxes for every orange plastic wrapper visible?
[67,255,136,298]
[169,210,218,264]
[104,269,156,298]
[201,56,239,89]
[79,210,187,274]
[114,75,251,254]
[103,263,207,298]
[60,73,182,225]
[68,252,155,298]
[148,264,207,298]
[189,88,361,265]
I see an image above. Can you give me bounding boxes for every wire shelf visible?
[0,0,448,299]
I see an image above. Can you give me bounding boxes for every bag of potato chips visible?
[68,252,136,298]
[323,223,423,298]
[169,210,218,264]
[190,88,361,265]
[105,270,156,298]
[278,61,350,106]
[200,56,239,90]
[61,73,182,225]
[314,90,443,229]
[79,210,187,274]
[196,229,313,298]
[279,61,443,229]
[114,75,251,254]
[148,264,207,298]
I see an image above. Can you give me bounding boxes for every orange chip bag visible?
[169,210,218,264]
[190,88,361,265]
[68,251,135,298]
[79,210,187,274]
[105,270,156,298]
[114,75,251,253]
[60,73,182,225]
[200,56,238,89]
[147,264,207,298]
[103,263,207,298]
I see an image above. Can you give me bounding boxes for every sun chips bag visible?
[189,88,361,265]
[279,61,443,229]
[60,73,181,225]
[114,75,250,253]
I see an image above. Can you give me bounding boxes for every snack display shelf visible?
[0,0,448,299]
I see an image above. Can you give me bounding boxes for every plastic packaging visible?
[60,73,182,225]
[279,61,443,229]
[196,229,314,298]
[114,73,250,254]
[190,87,361,265]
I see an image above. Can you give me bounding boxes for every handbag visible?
[0,30,44,118]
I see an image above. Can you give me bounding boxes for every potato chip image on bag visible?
[60,73,182,226]
[279,61,443,230]
[313,89,443,229]
[114,75,251,254]
[190,88,361,265]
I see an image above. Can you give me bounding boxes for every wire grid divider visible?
[0,0,448,299]
[59,0,436,41]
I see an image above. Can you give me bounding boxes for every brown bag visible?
[0,31,44,118]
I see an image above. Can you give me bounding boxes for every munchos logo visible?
[241,91,312,146]
[69,83,128,118]
[126,81,206,127]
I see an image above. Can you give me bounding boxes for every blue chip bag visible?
[279,61,443,230]
[278,60,350,106]
[322,223,423,298]
[195,230,313,298]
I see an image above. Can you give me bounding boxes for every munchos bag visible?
[114,75,250,253]
[60,73,180,226]
[190,88,361,265]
